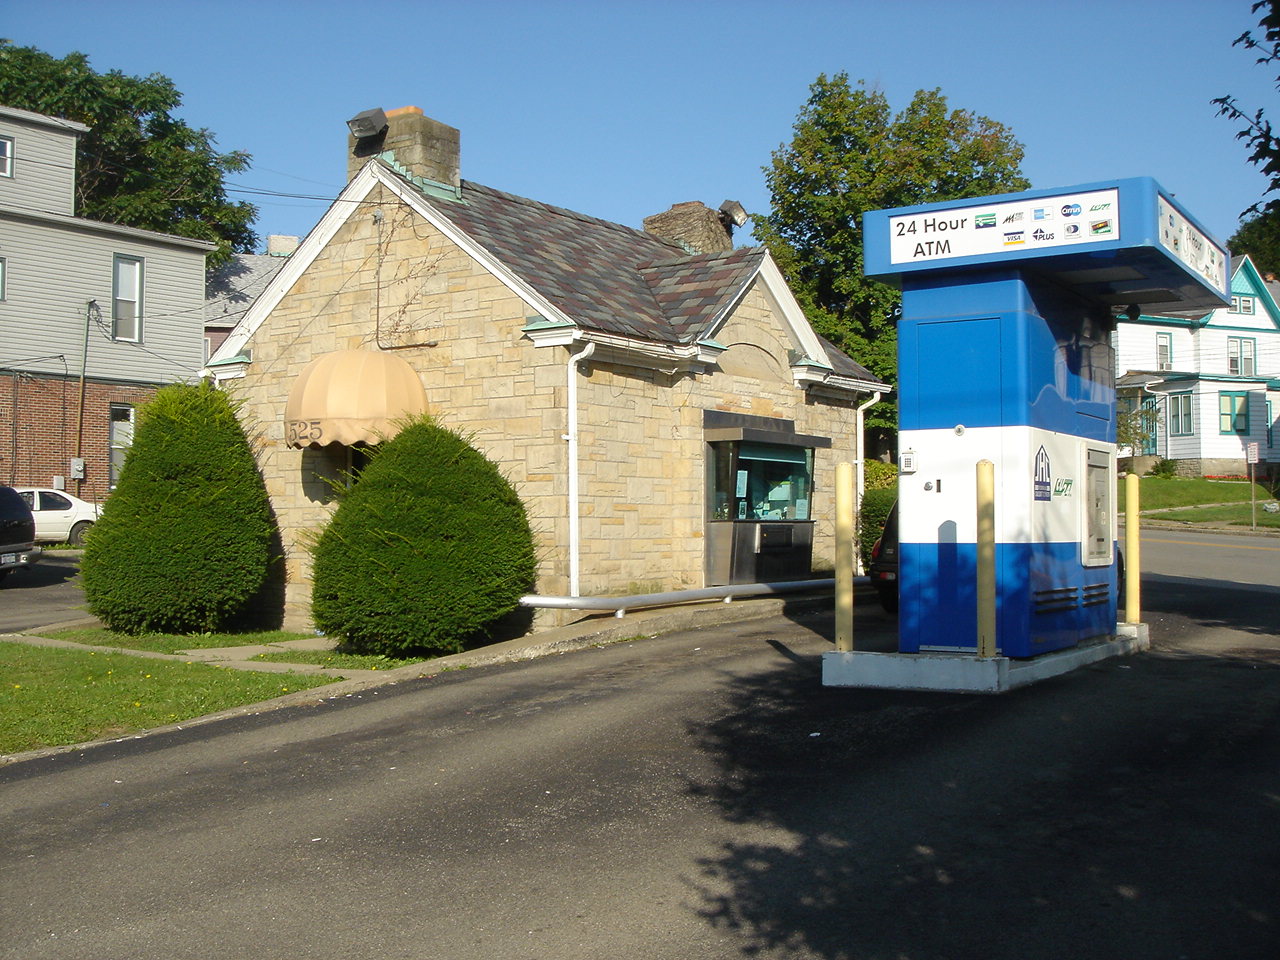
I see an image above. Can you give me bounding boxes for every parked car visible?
[867,501,899,613]
[0,485,40,582]
[14,487,100,545]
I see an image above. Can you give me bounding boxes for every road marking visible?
[1142,536,1280,552]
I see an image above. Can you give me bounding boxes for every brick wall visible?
[0,372,156,503]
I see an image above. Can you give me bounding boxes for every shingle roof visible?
[383,167,881,384]
[206,254,289,327]
[414,178,761,343]
[815,334,881,384]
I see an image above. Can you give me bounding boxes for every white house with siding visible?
[1114,254,1278,475]
[0,104,214,502]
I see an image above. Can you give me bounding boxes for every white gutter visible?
[854,390,883,575]
[565,342,596,596]
[521,577,858,618]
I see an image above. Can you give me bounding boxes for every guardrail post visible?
[976,459,997,658]
[836,461,855,652]
[1125,472,1141,624]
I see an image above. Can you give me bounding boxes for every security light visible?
[347,108,388,139]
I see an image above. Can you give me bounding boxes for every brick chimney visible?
[643,201,736,255]
[346,106,460,190]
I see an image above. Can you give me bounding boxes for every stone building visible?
[207,106,888,630]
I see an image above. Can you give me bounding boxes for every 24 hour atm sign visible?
[888,189,1120,265]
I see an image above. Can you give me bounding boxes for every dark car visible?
[0,485,40,583]
[867,501,899,613]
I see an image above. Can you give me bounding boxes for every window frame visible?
[1229,295,1256,315]
[0,135,12,178]
[1156,332,1172,371]
[1219,391,1250,435]
[1169,391,1193,437]
[109,404,135,488]
[1227,336,1256,377]
[112,254,144,342]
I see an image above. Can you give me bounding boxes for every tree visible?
[310,417,537,657]
[1214,1,1280,219]
[0,40,257,268]
[754,74,1029,437]
[1229,208,1280,275]
[81,383,275,634]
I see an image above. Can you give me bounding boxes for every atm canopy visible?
[863,177,1230,315]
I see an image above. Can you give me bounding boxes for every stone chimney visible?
[346,105,460,190]
[643,201,740,255]
[266,234,299,257]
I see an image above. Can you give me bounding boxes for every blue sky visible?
[5,0,1274,250]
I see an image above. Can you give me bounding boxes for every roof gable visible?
[210,159,886,392]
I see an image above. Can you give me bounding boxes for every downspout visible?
[854,390,882,574]
[565,341,596,596]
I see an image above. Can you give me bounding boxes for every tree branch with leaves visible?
[0,40,257,270]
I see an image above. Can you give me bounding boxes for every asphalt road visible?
[0,551,85,632]
[2,543,1278,960]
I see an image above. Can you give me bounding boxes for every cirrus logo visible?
[1061,203,1082,217]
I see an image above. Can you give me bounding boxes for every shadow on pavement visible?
[683,593,1280,958]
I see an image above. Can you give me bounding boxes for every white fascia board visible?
[755,252,830,363]
[208,163,384,365]
[796,369,890,400]
[374,166,577,330]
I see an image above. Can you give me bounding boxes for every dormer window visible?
[0,136,12,178]
[1230,295,1256,315]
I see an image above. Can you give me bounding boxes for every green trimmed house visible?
[1115,254,1278,477]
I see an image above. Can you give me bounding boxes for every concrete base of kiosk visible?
[821,624,1150,694]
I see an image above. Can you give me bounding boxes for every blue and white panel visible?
[898,426,1117,657]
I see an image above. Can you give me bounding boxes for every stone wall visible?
[229,185,864,630]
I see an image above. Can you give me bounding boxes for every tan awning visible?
[284,349,428,448]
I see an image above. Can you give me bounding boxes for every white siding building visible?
[1114,255,1278,475]
[0,104,214,501]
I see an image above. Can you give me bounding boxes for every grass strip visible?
[1119,477,1275,511]
[0,644,336,755]
[1146,502,1280,529]
[35,628,317,655]
[248,650,424,670]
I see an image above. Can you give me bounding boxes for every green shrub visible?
[1149,457,1179,478]
[81,382,275,634]
[859,485,897,570]
[310,417,537,656]
[863,458,897,490]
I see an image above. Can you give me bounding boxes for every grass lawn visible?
[1146,502,1280,529]
[248,650,424,670]
[0,643,336,755]
[1119,476,1276,511]
[36,627,320,655]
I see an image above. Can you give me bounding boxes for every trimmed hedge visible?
[310,417,537,656]
[858,485,897,570]
[81,382,275,634]
[863,458,897,490]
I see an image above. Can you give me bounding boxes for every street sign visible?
[1247,442,1259,464]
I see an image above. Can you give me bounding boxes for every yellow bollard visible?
[835,461,855,652]
[976,459,997,658]
[1125,472,1141,624]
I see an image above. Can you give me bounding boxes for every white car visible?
[14,488,101,545]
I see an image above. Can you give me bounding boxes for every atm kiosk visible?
[852,178,1228,673]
